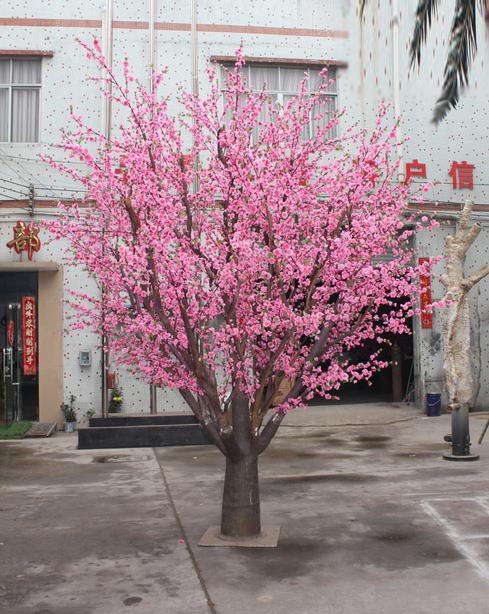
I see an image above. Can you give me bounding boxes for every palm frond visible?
[410,0,441,68]
[432,0,478,123]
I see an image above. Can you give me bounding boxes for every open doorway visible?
[311,316,414,406]
[0,273,39,423]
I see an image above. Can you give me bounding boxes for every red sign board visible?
[22,296,37,376]
[419,257,433,329]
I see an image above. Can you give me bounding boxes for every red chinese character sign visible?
[449,161,474,189]
[22,296,37,376]
[419,257,433,329]
[405,159,427,183]
[404,158,477,191]
[7,221,41,260]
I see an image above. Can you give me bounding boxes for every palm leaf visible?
[432,0,479,123]
[359,0,486,123]
[410,0,441,67]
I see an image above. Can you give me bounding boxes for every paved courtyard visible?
[2,403,489,613]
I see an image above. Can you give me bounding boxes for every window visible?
[0,57,42,143]
[220,63,338,141]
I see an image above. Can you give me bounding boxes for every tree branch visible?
[463,264,489,291]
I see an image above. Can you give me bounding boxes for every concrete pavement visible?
[3,403,489,613]
[0,437,209,614]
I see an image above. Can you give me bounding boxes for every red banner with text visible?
[22,296,37,376]
[419,258,433,329]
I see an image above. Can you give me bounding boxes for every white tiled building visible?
[1,1,488,424]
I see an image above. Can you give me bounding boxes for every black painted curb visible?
[78,418,211,449]
[89,414,198,427]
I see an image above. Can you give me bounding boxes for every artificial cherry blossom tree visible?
[46,41,431,539]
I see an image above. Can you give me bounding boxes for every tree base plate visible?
[198,525,280,548]
[442,453,480,462]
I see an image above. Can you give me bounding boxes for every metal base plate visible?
[442,453,480,462]
[198,525,280,548]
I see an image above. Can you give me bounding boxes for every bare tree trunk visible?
[443,292,473,407]
[441,200,489,457]
[221,453,261,537]
[441,200,489,405]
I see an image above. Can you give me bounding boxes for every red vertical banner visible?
[22,296,37,376]
[419,257,433,329]
[7,320,14,347]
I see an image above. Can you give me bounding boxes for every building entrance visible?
[312,314,414,406]
[0,273,39,423]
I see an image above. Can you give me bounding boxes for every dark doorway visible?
[0,273,39,423]
[312,318,414,406]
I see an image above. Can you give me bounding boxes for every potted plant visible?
[61,395,78,432]
[109,386,123,413]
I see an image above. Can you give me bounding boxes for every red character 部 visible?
[449,161,475,189]
[7,221,41,260]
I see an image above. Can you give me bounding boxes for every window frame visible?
[219,62,339,141]
[0,56,43,144]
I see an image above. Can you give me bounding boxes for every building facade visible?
[0,0,488,425]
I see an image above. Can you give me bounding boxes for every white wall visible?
[2,0,489,411]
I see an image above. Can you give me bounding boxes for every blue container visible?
[426,393,441,417]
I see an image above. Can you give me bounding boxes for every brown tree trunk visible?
[219,387,262,538]
[221,453,261,538]
[221,454,261,537]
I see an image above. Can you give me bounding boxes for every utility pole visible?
[28,184,34,217]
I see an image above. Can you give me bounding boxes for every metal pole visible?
[149,0,156,92]
[105,0,113,140]
[101,0,113,418]
[148,0,158,414]
[391,342,403,403]
[443,402,479,461]
[391,0,405,182]
[190,0,198,99]
[150,384,157,414]
[190,0,199,193]
[452,403,470,456]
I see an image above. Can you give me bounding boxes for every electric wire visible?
[0,146,53,192]
[0,182,27,196]
[0,151,89,165]
[0,176,30,189]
